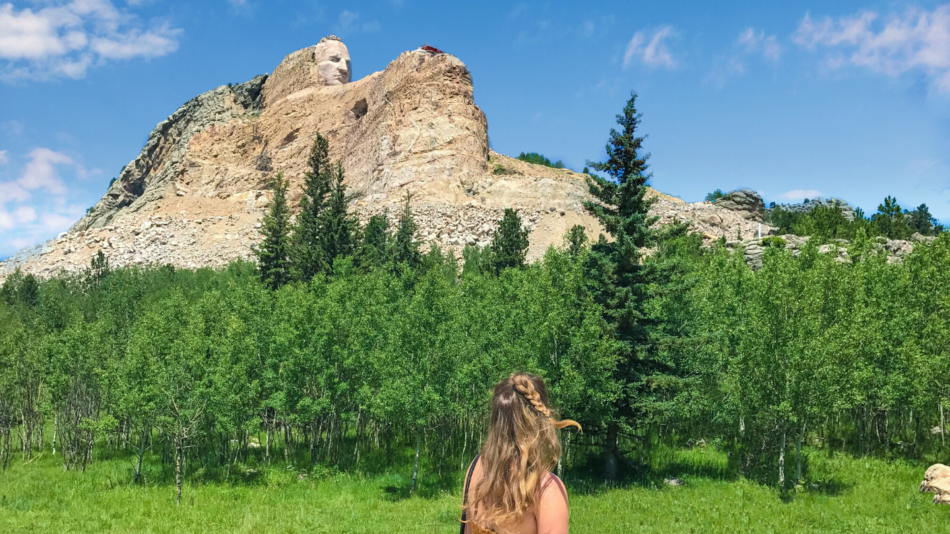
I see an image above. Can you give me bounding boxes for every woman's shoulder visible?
[539,472,568,506]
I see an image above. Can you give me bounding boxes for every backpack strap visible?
[460,454,480,534]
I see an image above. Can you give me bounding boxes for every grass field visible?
[0,446,945,533]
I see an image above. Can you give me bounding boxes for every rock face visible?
[0,39,927,281]
[921,464,950,505]
[715,189,765,220]
[75,74,269,231]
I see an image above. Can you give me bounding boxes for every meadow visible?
[1,445,944,533]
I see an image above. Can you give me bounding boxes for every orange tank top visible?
[462,455,491,533]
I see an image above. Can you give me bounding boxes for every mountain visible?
[0,38,788,280]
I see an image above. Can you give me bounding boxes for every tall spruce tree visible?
[358,212,391,269]
[255,173,293,290]
[583,92,660,480]
[490,208,530,272]
[291,134,333,281]
[565,224,589,257]
[908,203,938,236]
[317,163,360,271]
[391,194,421,269]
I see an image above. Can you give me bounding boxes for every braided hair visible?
[466,372,581,531]
[510,373,582,431]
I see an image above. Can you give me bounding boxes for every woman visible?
[461,373,582,534]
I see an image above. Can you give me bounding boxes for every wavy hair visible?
[466,373,581,531]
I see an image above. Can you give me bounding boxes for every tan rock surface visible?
[921,463,950,495]
[0,40,903,281]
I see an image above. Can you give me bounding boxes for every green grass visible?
[0,447,945,533]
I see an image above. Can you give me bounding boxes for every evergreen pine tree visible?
[255,173,293,290]
[291,134,333,281]
[872,196,912,239]
[582,91,660,480]
[317,163,359,271]
[907,203,937,236]
[358,212,391,269]
[565,225,588,257]
[391,193,421,269]
[490,208,530,272]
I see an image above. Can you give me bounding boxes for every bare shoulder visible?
[536,473,570,534]
[539,472,569,506]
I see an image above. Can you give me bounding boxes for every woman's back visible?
[463,456,569,534]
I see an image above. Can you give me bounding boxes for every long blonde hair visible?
[466,373,581,531]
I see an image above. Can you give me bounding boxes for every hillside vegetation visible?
[2,94,949,528]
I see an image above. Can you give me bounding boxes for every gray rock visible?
[912,232,937,243]
[715,189,765,221]
[71,75,269,232]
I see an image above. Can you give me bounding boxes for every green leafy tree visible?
[792,205,854,241]
[764,207,802,235]
[490,208,530,272]
[255,173,293,290]
[705,189,724,202]
[582,91,659,479]
[292,134,333,281]
[461,244,491,278]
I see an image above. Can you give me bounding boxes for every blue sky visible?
[1,0,949,258]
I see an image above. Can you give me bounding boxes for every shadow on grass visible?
[562,449,738,496]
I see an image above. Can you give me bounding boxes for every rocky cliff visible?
[0,39,909,281]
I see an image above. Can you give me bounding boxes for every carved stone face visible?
[315,40,351,85]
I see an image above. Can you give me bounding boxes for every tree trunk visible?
[135,428,148,484]
[941,403,946,448]
[410,434,421,494]
[796,423,805,484]
[604,423,619,482]
[266,423,271,464]
[175,438,184,505]
[778,429,786,488]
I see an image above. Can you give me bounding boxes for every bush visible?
[764,208,802,235]
[761,236,786,248]
[492,164,511,175]
[705,189,725,202]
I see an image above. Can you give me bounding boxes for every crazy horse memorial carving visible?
[2,36,612,278]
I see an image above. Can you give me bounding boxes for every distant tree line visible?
[517,152,566,169]
[764,198,943,241]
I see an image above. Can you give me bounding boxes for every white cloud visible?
[0,1,181,81]
[0,205,36,230]
[19,148,74,196]
[0,150,7,164]
[738,27,781,61]
[40,212,74,232]
[706,28,782,89]
[337,10,380,34]
[794,5,950,92]
[0,148,90,256]
[624,26,677,69]
[0,148,82,206]
[779,189,824,201]
[0,180,29,202]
